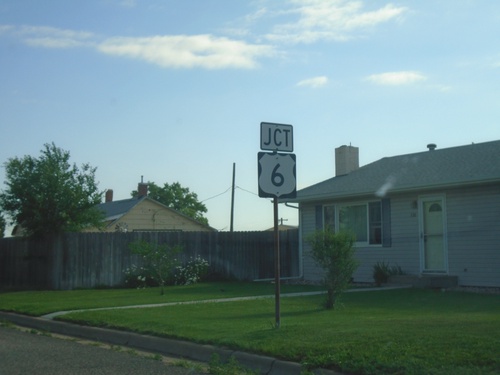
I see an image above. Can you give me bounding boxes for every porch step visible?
[389,274,458,289]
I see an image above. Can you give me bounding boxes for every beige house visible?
[89,183,215,233]
[265,224,298,231]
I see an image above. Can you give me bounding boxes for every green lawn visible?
[0,281,323,316]
[1,284,499,375]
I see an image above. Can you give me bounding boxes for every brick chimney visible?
[335,145,359,176]
[105,189,113,202]
[137,182,148,198]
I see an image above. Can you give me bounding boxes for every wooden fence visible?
[0,230,300,290]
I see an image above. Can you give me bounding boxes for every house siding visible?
[352,193,421,283]
[446,185,500,287]
[299,184,500,287]
[300,204,323,282]
[86,199,213,233]
[118,200,212,232]
[301,195,421,284]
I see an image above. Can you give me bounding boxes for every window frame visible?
[323,200,383,247]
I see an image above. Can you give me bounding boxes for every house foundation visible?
[389,274,458,289]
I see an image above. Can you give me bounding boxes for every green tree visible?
[129,240,182,295]
[0,143,103,238]
[307,229,359,309]
[0,212,5,238]
[131,181,209,226]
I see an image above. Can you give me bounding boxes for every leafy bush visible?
[124,247,211,290]
[123,265,157,289]
[128,240,182,295]
[307,229,359,309]
[175,256,210,285]
[373,261,405,286]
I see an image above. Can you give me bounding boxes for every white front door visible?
[419,196,448,273]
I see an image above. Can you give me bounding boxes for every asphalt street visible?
[0,326,205,375]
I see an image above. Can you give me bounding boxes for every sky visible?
[1,0,499,234]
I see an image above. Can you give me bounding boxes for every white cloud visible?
[344,3,407,29]
[366,71,427,86]
[2,25,274,69]
[0,1,408,69]
[491,54,500,68]
[264,0,408,44]
[117,0,136,8]
[97,35,275,69]
[24,37,85,48]
[430,84,452,93]
[0,25,14,34]
[16,25,94,48]
[296,76,328,88]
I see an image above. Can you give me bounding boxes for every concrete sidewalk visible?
[1,286,410,375]
[41,285,410,320]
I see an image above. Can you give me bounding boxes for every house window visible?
[323,205,335,231]
[339,204,368,242]
[368,202,382,245]
[324,201,383,245]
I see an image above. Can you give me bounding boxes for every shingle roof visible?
[96,197,145,221]
[293,140,500,203]
[96,196,217,231]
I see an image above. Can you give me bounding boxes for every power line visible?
[235,185,259,197]
[201,184,269,203]
[200,186,232,203]
[236,186,275,203]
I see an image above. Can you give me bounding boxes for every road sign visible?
[258,122,296,328]
[258,152,296,198]
[260,122,293,152]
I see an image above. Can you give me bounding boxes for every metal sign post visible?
[258,122,296,329]
[273,198,280,328]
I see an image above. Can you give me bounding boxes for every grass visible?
[0,281,323,316]
[1,284,499,374]
[57,289,500,375]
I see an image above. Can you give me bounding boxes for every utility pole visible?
[230,163,236,232]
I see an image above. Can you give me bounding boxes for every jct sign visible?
[260,122,293,152]
[258,122,296,199]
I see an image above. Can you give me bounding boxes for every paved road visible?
[0,326,205,375]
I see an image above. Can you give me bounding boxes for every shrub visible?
[307,229,359,309]
[175,256,210,285]
[123,265,157,289]
[128,240,182,295]
[373,261,390,286]
[373,261,405,286]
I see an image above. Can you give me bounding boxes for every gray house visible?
[291,140,500,287]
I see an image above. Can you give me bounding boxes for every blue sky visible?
[1,0,499,233]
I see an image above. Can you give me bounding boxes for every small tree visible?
[129,240,181,295]
[307,229,359,309]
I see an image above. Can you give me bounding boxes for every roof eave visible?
[104,214,125,222]
[291,178,500,204]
